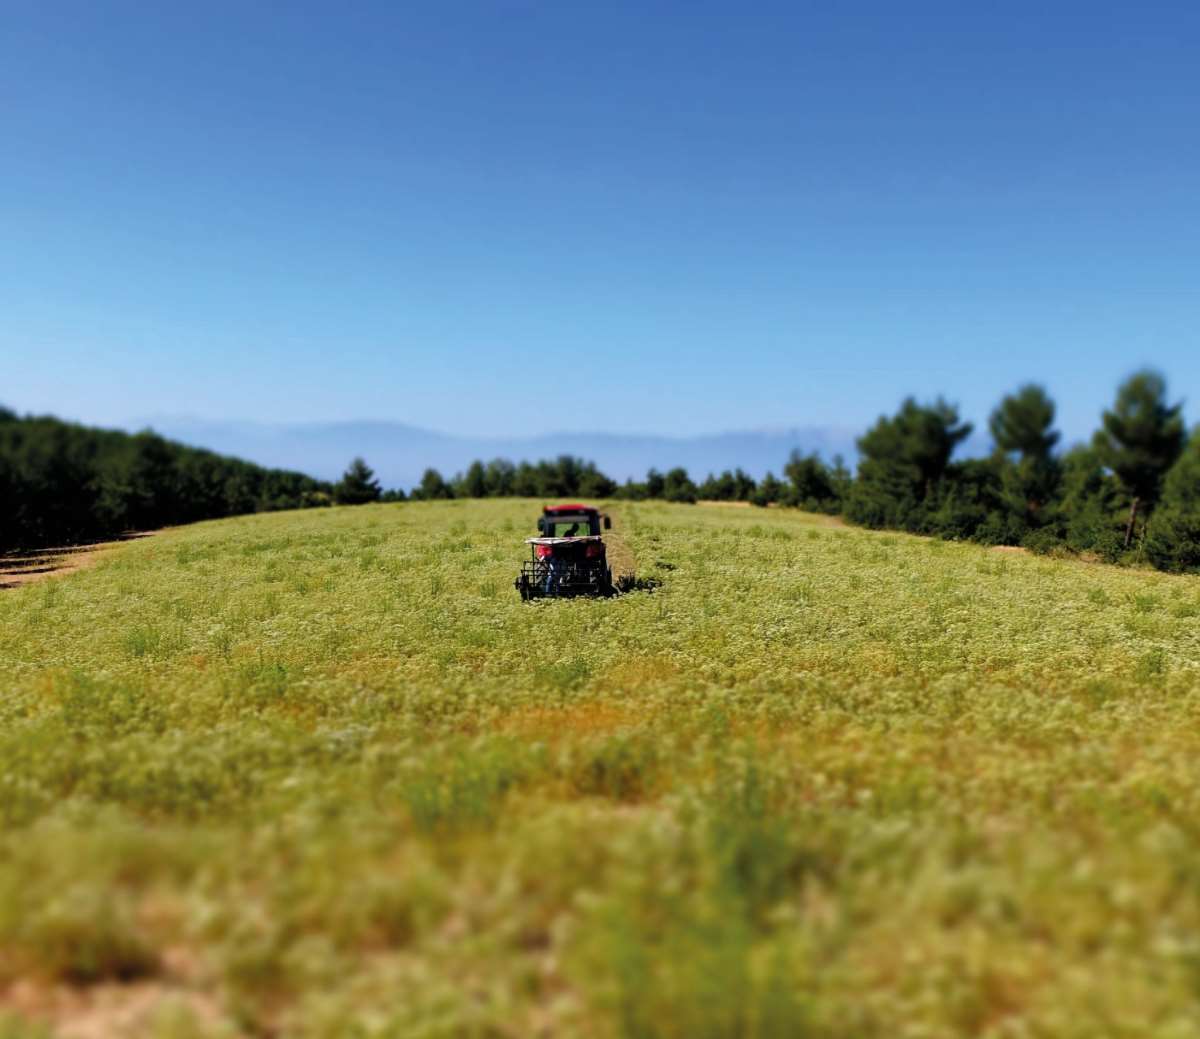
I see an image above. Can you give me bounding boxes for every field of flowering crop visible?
[2,499,1200,1037]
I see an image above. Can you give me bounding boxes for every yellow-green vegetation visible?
[2,500,1200,1037]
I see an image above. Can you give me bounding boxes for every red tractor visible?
[515,503,614,600]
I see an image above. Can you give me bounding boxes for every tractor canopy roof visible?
[543,503,599,515]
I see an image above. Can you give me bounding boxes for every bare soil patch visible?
[0,533,155,590]
[1,977,230,1039]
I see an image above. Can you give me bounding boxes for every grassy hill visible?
[2,500,1199,1037]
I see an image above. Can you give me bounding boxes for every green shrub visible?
[1022,528,1068,556]
[1144,508,1200,573]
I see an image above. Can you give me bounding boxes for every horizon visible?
[0,393,1164,492]
[8,373,1191,449]
[0,384,1189,491]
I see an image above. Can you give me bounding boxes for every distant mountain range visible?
[137,418,879,490]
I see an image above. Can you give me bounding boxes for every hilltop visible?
[1,500,1198,1036]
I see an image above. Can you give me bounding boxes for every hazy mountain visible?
[136,418,871,490]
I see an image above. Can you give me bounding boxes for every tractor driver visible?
[562,522,580,537]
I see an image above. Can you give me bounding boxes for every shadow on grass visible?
[614,574,663,595]
[0,532,155,590]
[517,573,663,603]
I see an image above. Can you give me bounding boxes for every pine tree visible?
[662,467,697,503]
[484,459,516,496]
[579,462,618,499]
[416,468,452,501]
[460,460,487,498]
[845,398,972,529]
[733,467,757,501]
[1094,371,1185,547]
[334,457,382,505]
[784,451,841,512]
[1057,444,1124,559]
[1144,430,1200,572]
[989,384,1060,458]
[751,471,782,507]
[989,384,1061,528]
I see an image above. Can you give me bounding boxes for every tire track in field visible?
[603,511,663,593]
[603,512,637,582]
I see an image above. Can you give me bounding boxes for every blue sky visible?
[3,1,1198,445]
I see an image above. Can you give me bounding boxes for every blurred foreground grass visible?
[2,500,1200,1037]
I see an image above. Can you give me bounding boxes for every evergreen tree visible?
[1057,445,1124,560]
[989,384,1062,529]
[578,462,618,499]
[1144,430,1200,572]
[697,469,757,501]
[334,457,382,505]
[829,456,852,504]
[751,471,783,507]
[484,458,516,496]
[615,477,647,501]
[733,467,757,501]
[925,456,1014,544]
[989,384,1060,458]
[541,455,581,497]
[1095,371,1185,547]
[416,468,453,501]
[125,432,180,529]
[845,398,972,529]
[460,460,487,498]
[783,451,841,513]
[697,471,728,500]
[662,467,697,503]
[512,462,540,497]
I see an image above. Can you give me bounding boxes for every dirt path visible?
[0,533,155,591]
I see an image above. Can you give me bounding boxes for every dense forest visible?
[4,370,1199,574]
[0,409,333,550]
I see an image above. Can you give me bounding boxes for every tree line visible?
[363,369,1199,574]
[394,454,849,511]
[0,409,350,551]
[6,369,1200,574]
[838,371,1198,573]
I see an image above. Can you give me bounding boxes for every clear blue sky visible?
[3,1,1198,444]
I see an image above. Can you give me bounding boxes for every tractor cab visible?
[536,504,611,538]
[515,504,614,599]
